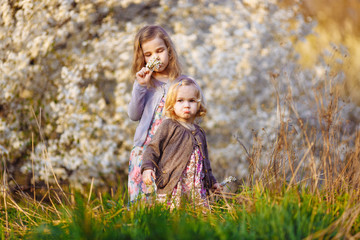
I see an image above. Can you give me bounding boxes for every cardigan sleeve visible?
[127,81,148,121]
[141,120,175,173]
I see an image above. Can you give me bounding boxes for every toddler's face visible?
[142,36,169,73]
[173,85,199,123]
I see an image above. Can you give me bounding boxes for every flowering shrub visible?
[1,0,358,188]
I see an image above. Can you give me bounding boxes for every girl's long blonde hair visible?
[164,77,207,121]
[132,25,182,84]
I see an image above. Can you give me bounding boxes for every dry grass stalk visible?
[286,142,314,192]
[31,107,71,206]
[1,154,9,238]
[88,177,94,205]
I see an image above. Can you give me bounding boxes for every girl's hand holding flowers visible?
[136,57,162,87]
[211,183,223,192]
[136,67,153,86]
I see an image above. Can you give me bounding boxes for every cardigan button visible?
[163,170,166,174]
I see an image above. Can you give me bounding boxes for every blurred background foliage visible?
[0,0,359,191]
[282,0,360,105]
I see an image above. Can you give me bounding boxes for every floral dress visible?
[157,146,208,209]
[128,97,165,202]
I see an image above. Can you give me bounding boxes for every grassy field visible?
[1,183,359,239]
[1,83,359,239]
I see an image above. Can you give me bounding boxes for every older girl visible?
[128,25,185,202]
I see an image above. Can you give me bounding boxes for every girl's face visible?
[142,36,169,74]
[173,85,199,123]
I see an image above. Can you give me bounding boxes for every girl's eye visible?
[190,99,196,103]
[158,49,164,53]
[177,99,183,103]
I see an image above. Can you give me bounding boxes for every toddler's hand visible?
[211,183,222,193]
[136,67,153,86]
[142,169,155,185]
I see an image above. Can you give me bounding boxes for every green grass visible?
[1,186,358,240]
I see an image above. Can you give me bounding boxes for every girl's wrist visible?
[135,80,148,89]
[136,79,146,86]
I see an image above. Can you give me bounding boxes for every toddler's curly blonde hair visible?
[164,77,207,121]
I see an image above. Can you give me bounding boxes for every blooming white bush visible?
[1,0,358,188]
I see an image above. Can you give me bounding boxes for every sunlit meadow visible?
[1,0,359,239]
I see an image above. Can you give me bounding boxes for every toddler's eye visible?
[190,99,196,103]
[177,99,183,103]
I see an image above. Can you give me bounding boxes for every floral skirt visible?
[128,97,164,202]
[128,146,156,202]
[157,147,208,210]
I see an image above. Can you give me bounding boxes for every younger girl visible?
[141,78,221,208]
[128,25,183,202]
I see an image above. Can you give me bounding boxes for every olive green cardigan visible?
[141,119,217,195]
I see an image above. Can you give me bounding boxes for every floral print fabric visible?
[128,97,165,202]
[157,146,208,209]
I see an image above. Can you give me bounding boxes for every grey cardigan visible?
[141,119,217,195]
[128,76,184,146]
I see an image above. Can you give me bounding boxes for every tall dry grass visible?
[237,70,360,238]
[248,72,360,195]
